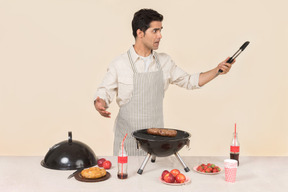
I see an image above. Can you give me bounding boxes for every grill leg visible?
[174,152,190,172]
[137,153,151,175]
[151,155,156,163]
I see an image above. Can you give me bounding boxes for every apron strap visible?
[127,50,137,73]
[153,52,161,71]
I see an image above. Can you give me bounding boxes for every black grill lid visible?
[41,132,97,170]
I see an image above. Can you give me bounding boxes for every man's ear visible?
[136,29,144,38]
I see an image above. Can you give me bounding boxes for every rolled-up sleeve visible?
[169,59,201,90]
[93,63,118,107]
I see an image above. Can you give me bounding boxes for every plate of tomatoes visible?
[193,163,222,175]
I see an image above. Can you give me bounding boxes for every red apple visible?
[163,172,175,183]
[97,158,106,167]
[103,160,112,169]
[161,170,170,180]
[175,173,186,183]
[170,169,180,177]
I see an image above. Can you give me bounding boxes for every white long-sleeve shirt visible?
[94,46,201,107]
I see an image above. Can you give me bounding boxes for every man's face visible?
[139,21,163,50]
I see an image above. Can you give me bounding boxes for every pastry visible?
[81,167,106,179]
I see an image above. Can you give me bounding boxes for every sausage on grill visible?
[147,128,177,137]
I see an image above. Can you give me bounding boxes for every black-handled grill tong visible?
[217,41,250,75]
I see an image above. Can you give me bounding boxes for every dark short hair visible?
[132,9,163,38]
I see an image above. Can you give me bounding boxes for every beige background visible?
[0,0,287,156]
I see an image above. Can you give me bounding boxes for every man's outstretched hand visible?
[94,97,111,118]
[217,57,235,74]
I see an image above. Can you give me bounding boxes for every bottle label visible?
[230,146,240,153]
[118,156,128,163]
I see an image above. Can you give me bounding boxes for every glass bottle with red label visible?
[117,143,128,179]
[230,132,240,166]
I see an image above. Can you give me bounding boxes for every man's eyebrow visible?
[153,27,163,30]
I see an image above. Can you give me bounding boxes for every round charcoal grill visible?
[132,128,191,174]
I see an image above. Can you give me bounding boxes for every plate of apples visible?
[160,169,191,186]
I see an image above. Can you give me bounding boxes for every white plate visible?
[159,176,191,186]
[193,165,222,175]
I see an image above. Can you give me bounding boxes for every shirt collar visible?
[129,46,156,64]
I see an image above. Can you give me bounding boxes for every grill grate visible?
[132,128,190,141]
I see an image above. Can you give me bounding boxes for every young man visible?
[94,9,234,156]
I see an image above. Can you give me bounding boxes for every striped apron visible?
[113,50,164,156]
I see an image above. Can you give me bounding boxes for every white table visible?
[0,156,287,192]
